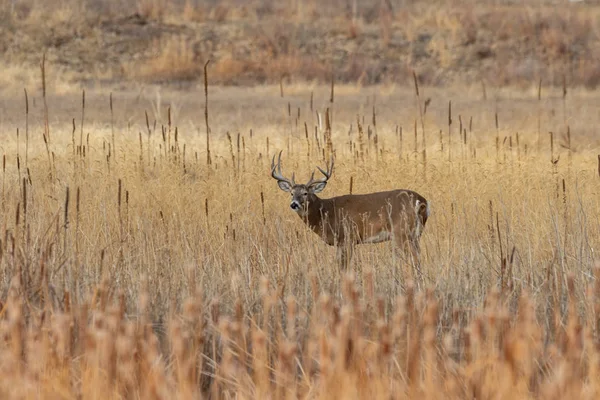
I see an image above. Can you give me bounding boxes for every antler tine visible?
[306,171,316,186]
[270,152,278,175]
[313,155,335,183]
[317,156,334,178]
[271,150,293,186]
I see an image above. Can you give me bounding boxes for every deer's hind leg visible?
[407,237,423,284]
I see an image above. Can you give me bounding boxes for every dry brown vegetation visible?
[1,58,600,397]
[1,1,600,398]
[0,0,599,89]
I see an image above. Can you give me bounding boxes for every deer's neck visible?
[299,195,335,241]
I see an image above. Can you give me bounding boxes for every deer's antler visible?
[307,156,334,186]
[271,151,295,186]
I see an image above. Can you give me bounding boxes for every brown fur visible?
[289,185,429,274]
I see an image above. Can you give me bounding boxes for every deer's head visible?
[271,151,334,215]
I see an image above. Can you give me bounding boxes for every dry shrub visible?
[346,17,363,40]
[378,1,393,47]
[211,57,248,84]
[210,4,230,22]
[208,53,330,85]
[578,58,600,89]
[3,0,600,87]
[129,35,201,82]
[137,0,167,21]
[261,55,330,83]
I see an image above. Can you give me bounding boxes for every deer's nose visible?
[290,201,300,210]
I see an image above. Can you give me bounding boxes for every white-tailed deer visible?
[271,151,430,281]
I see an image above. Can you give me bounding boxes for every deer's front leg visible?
[407,239,424,288]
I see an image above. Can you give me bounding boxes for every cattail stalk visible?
[204,60,211,165]
[413,71,426,150]
[110,92,116,161]
[24,89,29,167]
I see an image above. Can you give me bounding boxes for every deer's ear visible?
[277,180,292,192]
[309,181,327,194]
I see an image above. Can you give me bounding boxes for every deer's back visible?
[320,189,428,243]
[328,189,427,215]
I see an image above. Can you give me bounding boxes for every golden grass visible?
[1,82,600,398]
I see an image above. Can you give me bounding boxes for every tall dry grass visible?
[0,80,600,398]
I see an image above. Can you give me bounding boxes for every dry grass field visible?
[1,77,600,398]
[1,0,600,399]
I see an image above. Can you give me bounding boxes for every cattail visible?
[258,191,266,225]
[324,108,333,154]
[236,132,241,173]
[79,89,85,156]
[204,60,211,165]
[304,122,310,157]
[226,132,235,172]
[266,136,270,158]
[537,78,542,150]
[447,101,452,155]
[318,326,331,377]
[108,92,116,158]
[205,198,209,225]
[357,115,364,160]
[309,273,320,305]
[495,110,500,160]
[414,119,418,158]
[252,327,270,396]
[398,127,404,159]
[412,71,426,149]
[21,178,27,228]
[63,186,69,255]
[364,267,374,302]
[422,149,427,182]
[41,52,50,143]
[562,74,568,131]
[566,125,572,166]
[549,131,554,162]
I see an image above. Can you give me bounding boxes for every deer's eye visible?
[303,192,308,196]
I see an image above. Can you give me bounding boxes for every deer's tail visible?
[414,199,430,239]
